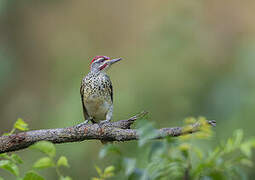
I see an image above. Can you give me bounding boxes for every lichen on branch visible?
[0,112,216,154]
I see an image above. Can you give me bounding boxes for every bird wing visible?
[110,81,113,102]
[80,82,89,120]
[105,75,113,102]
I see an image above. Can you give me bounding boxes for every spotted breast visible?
[80,71,113,123]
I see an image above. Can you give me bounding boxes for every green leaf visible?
[0,160,19,176]
[124,158,136,176]
[33,157,55,169]
[11,154,23,164]
[2,132,12,136]
[233,129,243,147]
[192,146,204,160]
[104,166,115,178]
[59,176,72,180]
[140,170,150,180]
[240,138,255,158]
[104,165,115,174]
[91,178,100,180]
[137,120,158,146]
[30,141,56,158]
[240,159,253,167]
[23,171,45,180]
[14,118,29,131]
[0,153,9,159]
[99,144,121,158]
[95,166,102,176]
[148,142,164,160]
[0,177,4,180]
[57,156,69,168]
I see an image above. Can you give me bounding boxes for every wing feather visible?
[105,75,113,102]
[109,82,113,102]
[80,82,89,120]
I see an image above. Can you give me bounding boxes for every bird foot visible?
[98,120,111,128]
[99,120,110,124]
[76,120,89,128]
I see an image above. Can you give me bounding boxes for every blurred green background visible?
[1,0,255,179]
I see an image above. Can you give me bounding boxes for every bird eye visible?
[95,58,104,63]
[99,59,104,63]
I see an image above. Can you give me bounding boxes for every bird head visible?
[90,56,122,72]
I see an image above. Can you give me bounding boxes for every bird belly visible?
[84,96,111,122]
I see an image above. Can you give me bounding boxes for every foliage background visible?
[0,0,255,179]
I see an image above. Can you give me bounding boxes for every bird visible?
[80,56,122,125]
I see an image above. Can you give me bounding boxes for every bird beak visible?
[106,58,122,65]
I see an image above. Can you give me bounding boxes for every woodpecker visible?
[80,56,122,124]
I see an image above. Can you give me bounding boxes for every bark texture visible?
[0,112,216,154]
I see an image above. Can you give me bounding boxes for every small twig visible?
[0,112,216,154]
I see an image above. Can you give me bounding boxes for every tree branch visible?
[0,112,216,154]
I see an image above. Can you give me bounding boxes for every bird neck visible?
[90,69,107,76]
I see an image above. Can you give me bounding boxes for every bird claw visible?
[98,120,111,127]
[99,120,110,124]
[76,119,90,128]
[76,122,87,128]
